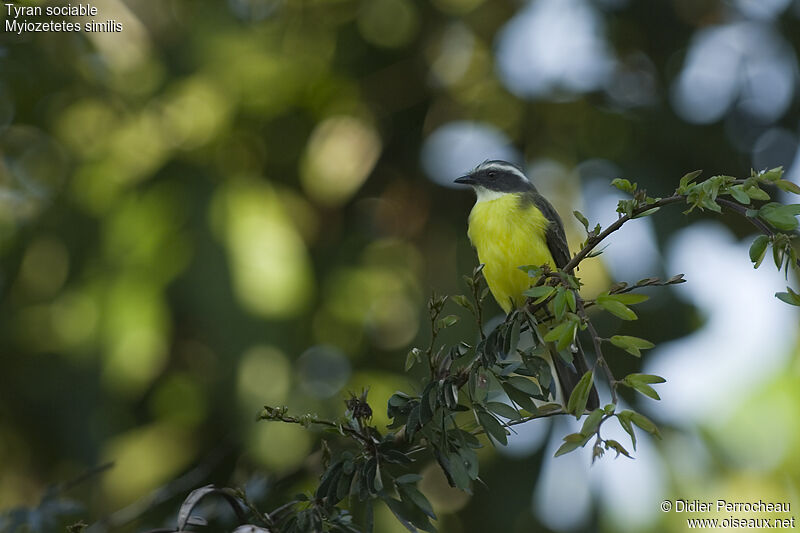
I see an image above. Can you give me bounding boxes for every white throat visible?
[474,186,509,203]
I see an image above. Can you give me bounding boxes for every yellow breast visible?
[467,193,554,314]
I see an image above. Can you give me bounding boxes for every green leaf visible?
[505,376,541,397]
[616,411,637,450]
[679,170,702,191]
[632,206,661,219]
[437,314,460,329]
[451,294,473,312]
[574,210,590,230]
[556,320,578,351]
[543,319,573,343]
[501,382,538,413]
[523,285,556,304]
[622,374,665,400]
[701,196,722,213]
[566,370,594,418]
[596,295,637,320]
[746,186,771,201]
[580,408,604,436]
[554,440,581,457]
[749,235,770,268]
[626,373,666,384]
[395,474,423,484]
[553,289,567,321]
[605,439,632,458]
[486,401,522,420]
[508,317,521,354]
[759,203,800,231]
[565,290,577,313]
[458,447,479,480]
[776,287,800,306]
[776,180,800,195]
[773,241,783,269]
[630,412,661,439]
[760,166,784,182]
[609,335,655,357]
[607,293,649,305]
[729,185,751,205]
[436,450,471,491]
[382,496,420,532]
[476,409,508,446]
[611,178,637,194]
[397,483,436,520]
[405,348,421,371]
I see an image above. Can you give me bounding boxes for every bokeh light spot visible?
[495,0,614,98]
[102,423,195,507]
[160,76,231,150]
[301,116,382,207]
[212,180,314,318]
[357,0,419,49]
[418,462,471,513]
[18,236,70,299]
[150,373,207,428]
[296,345,351,399]
[246,422,312,474]
[237,345,292,407]
[102,277,169,396]
[51,290,99,351]
[431,0,485,15]
[0,126,67,222]
[421,121,518,187]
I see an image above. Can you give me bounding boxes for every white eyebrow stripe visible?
[477,161,530,182]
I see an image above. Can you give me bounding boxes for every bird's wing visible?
[528,193,573,272]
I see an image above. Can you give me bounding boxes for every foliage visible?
[138,168,800,533]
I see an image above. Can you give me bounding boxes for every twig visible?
[716,198,774,236]
[563,195,686,273]
[576,298,617,404]
[259,408,376,448]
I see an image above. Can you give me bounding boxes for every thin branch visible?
[259,408,376,447]
[576,298,617,404]
[716,198,774,236]
[503,408,566,428]
[563,195,686,273]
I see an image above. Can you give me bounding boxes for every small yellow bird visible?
[455,160,599,409]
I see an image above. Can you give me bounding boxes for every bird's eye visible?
[488,171,496,178]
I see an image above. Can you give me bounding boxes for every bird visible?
[455,160,599,411]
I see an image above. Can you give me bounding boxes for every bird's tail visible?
[550,338,600,411]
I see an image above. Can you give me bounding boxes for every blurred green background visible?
[1,0,800,531]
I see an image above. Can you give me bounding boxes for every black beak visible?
[454,174,475,185]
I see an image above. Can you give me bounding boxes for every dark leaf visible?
[486,401,522,420]
[580,408,604,436]
[476,409,508,446]
[566,370,594,418]
[749,235,770,268]
[505,376,540,397]
[397,483,436,520]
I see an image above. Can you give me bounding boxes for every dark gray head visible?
[454,160,534,194]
